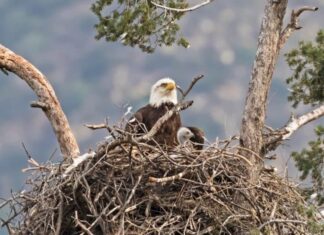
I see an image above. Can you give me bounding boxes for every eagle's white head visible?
[177,127,194,145]
[149,77,178,107]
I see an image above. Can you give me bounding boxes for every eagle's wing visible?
[125,105,148,135]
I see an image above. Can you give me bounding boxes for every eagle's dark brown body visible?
[126,102,181,147]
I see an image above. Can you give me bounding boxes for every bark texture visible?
[240,0,288,157]
[0,44,80,159]
[264,105,324,152]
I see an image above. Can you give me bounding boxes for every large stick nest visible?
[2,129,320,235]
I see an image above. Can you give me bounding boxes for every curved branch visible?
[150,0,214,13]
[279,6,318,50]
[282,105,324,139]
[139,100,193,141]
[0,44,80,159]
[264,105,324,152]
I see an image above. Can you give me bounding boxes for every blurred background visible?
[0,0,323,230]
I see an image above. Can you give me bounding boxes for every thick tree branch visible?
[150,0,213,13]
[0,44,80,159]
[279,6,318,50]
[264,105,324,152]
[240,0,288,157]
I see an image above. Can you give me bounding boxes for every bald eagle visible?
[126,78,181,147]
[177,126,205,150]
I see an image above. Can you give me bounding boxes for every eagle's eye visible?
[160,83,167,87]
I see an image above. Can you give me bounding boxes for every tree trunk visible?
[0,44,80,159]
[240,0,288,157]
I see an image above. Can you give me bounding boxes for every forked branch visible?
[264,105,324,152]
[279,6,318,50]
[0,44,80,158]
[139,100,193,141]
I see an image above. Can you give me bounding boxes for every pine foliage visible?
[285,30,324,108]
[91,0,190,53]
[286,30,324,205]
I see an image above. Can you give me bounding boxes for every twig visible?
[30,101,49,110]
[258,219,307,230]
[84,123,107,130]
[177,75,204,100]
[54,192,64,235]
[149,170,187,183]
[21,142,32,159]
[139,100,193,142]
[74,211,94,235]
[151,0,214,13]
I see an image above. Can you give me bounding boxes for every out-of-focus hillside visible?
[0,0,323,207]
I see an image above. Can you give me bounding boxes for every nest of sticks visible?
[1,126,320,235]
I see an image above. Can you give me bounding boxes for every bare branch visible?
[282,105,324,140]
[138,100,193,142]
[258,219,306,230]
[177,74,204,100]
[149,170,187,183]
[0,44,80,158]
[74,211,94,235]
[151,0,214,13]
[279,6,318,50]
[264,105,324,152]
[84,123,107,130]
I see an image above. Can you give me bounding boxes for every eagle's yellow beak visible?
[165,82,176,91]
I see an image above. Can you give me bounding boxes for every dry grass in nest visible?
[1,131,319,234]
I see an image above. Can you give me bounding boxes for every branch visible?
[282,105,324,140]
[138,100,193,142]
[0,44,80,158]
[74,211,94,235]
[177,74,204,100]
[150,0,214,13]
[279,6,318,50]
[84,123,107,130]
[258,219,306,230]
[30,101,49,110]
[263,105,324,152]
[149,170,187,183]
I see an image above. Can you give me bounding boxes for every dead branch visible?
[84,123,108,130]
[258,219,307,230]
[177,74,204,100]
[149,170,187,183]
[264,105,324,152]
[282,105,324,140]
[0,44,80,158]
[138,100,193,142]
[74,211,94,235]
[150,0,214,13]
[279,6,318,50]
